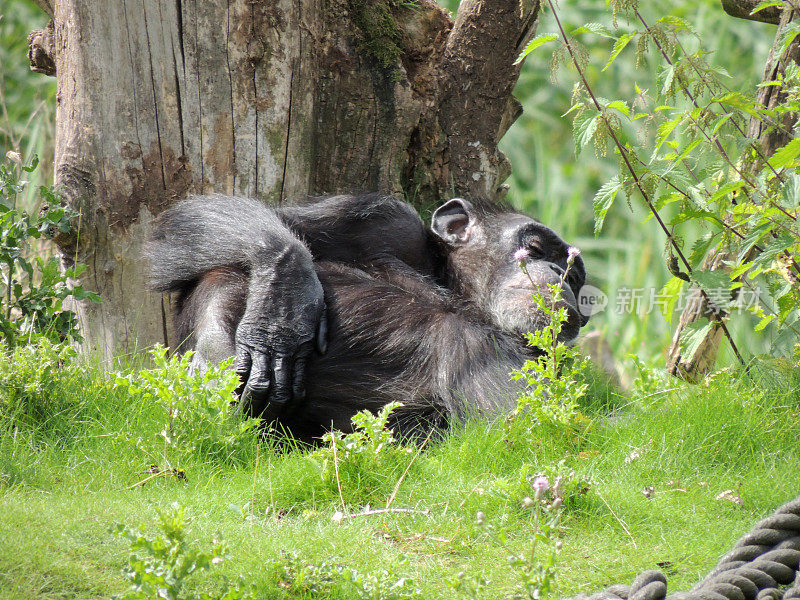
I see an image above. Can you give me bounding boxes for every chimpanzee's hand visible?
[234,250,327,420]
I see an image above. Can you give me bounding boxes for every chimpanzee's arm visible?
[276,193,439,276]
[148,194,327,418]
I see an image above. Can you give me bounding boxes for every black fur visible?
[149,193,588,441]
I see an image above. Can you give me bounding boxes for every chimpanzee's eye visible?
[526,240,544,258]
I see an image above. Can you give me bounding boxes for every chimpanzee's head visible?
[431,198,589,344]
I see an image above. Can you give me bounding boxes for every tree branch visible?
[27,20,56,77]
[720,0,781,24]
[436,0,540,200]
[30,0,54,18]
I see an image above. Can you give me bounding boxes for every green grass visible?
[0,347,798,600]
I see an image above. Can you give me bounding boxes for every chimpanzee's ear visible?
[431,198,475,245]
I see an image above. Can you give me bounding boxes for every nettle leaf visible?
[768,138,800,170]
[688,233,718,265]
[593,176,622,236]
[515,34,559,64]
[714,93,759,118]
[572,23,615,38]
[672,207,721,226]
[604,100,630,118]
[778,21,800,54]
[654,191,684,211]
[740,222,773,257]
[659,276,686,321]
[751,1,785,15]
[658,15,697,35]
[754,314,774,332]
[573,112,600,156]
[730,261,754,280]
[752,234,794,269]
[691,269,733,313]
[651,116,681,161]
[661,64,676,96]
[671,138,703,166]
[603,33,635,72]
[780,172,800,204]
[711,113,733,134]
[679,318,714,363]
[709,181,746,205]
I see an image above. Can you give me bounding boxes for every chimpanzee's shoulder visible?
[304,192,421,224]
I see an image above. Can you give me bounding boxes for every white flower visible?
[567,246,581,265]
[532,476,550,500]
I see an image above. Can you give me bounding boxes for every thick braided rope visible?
[561,495,800,600]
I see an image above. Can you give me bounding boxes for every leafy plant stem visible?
[634,10,800,229]
[547,0,746,366]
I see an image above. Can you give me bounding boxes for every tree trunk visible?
[27,0,539,360]
[665,3,800,380]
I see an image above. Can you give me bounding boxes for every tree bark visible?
[720,0,781,24]
[666,4,799,381]
[29,0,539,360]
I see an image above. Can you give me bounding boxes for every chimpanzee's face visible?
[431,199,588,344]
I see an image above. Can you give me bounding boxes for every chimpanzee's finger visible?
[235,345,252,378]
[245,351,271,416]
[292,344,312,401]
[316,304,328,354]
[271,353,293,406]
[235,386,252,416]
[234,346,252,400]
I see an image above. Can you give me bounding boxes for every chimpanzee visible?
[148,193,588,441]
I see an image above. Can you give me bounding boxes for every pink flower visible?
[514,247,530,263]
[532,475,550,499]
[567,246,581,265]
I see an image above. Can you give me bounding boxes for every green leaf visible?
[777,21,800,54]
[714,92,759,117]
[754,314,774,332]
[768,138,800,169]
[711,112,733,134]
[604,100,630,117]
[651,116,681,160]
[658,276,685,321]
[708,181,746,205]
[572,23,615,38]
[661,65,676,96]
[730,261,754,280]
[592,176,622,236]
[573,112,599,156]
[603,33,635,71]
[673,138,703,165]
[751,1,784,14]
[690,269,732,313]
[515,35,558,64]
[679,319,714,363]
[658,15,697,35]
